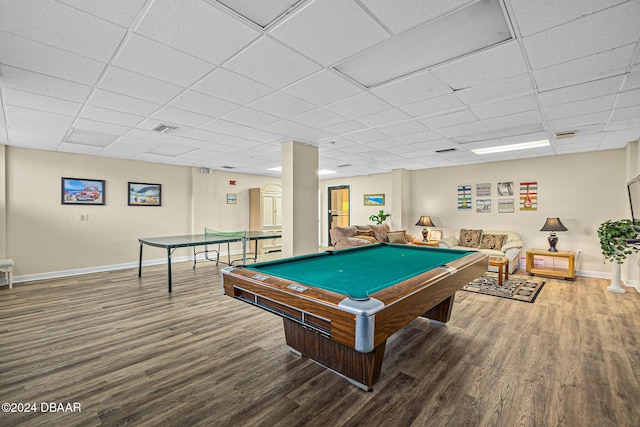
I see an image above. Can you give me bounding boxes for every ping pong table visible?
[138,229,282,292]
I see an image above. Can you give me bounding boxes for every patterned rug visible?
[462,273,545,303]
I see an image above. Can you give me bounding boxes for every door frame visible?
[327,185,350,245]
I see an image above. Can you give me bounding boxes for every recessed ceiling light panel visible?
[471,139,550,155]
[334,0,512,87]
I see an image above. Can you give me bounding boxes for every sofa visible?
[438,229,523,274]
[330,223,415,250]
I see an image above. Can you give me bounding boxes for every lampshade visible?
[540,218,568,232]
[540,217,568,252]
[415,216,435,227]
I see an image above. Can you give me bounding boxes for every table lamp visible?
[540,217,568,252]
[415,216,435,241]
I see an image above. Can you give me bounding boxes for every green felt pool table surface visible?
[246,244,474,300]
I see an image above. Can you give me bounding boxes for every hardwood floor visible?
[1,259,639,427]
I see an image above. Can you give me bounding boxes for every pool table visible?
[221,243,487,390]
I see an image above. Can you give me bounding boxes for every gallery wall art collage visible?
[457,181,537,213]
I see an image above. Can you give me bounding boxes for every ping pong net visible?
[204,228,246,238]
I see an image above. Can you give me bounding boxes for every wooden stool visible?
[0,259,14,289]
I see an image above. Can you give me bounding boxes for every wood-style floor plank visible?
[1,259,639,426]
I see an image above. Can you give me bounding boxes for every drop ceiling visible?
[0,0,639,179]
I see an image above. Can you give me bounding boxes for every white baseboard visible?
[11,251,243,284]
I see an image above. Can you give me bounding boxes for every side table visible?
[489,256,509,286]
[526,249,575,279]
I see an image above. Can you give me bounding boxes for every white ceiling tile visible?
[482,110,543,130]
[523,1,640,70]
[192,68,273,105]
[201,119,254,136]
[509,0,629,37]
[289,108,348,128]
[544,95,617,121]
[66,128,118,146]
[533,45,635,91]
[55,0,148,27]
[242,129,284,143]
[360,0,469,34]
[396,130,442,143]
[113,34,214,87]
[124,128,176,142]
[432,41,528,90]
[79,105,145,127]
[606,117,640,131]
[420,109,477,129]
[358,109,411,127]
[181,128,232,144]
[0,65,92,103]
[379,121,428,137]
[224,37,321,89]
[617,88,640,109]
[6,118,68,147]
[262,119,315,137]
[168,90,239,118]
[3,88,82,116]
[343,129,388,143]
[399,93,465,117]
[99,66,185,104]
[5,105,75,127]
[248,91,316,118]
[321,120,368,135]
[149,143,195,157]
[454,74,534,105]
[0,32,105,85]
[326,93,392,119]
[221,107,282,128]
[470,94,539,120]
[538,75,624,107]
[438,121,489,139]
[623,69,640,91]
[271,0,389,65]
[282,70,362,106]
[0,0,126,62]
[546,112,610,131]
[610,105,640,122]
[58,142,105,155]
[89,89,160,117]
[150,106,213,128]
[74,118,131,135]
[135,0,259,64]
[370,70,451,106]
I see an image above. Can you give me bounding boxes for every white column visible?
[281,141,318,257]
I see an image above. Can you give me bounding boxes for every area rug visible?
[462,273,545,303]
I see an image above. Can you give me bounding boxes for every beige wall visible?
[320,149,628,276]
[2,144,632,279]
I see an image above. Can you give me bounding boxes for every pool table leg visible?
[420,294,455,325]
[282,318,385,391]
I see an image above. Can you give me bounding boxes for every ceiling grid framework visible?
[0,0,638,178]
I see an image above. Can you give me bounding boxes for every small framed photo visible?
[364,194,385,206]
[227,193,237,204]
[128,182,161,206]
[427,229,443,241]
[62,177,105,205]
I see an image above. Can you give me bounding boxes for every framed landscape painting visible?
[364,194,385,206]
[128,182,161,206]
[61,177,105,205]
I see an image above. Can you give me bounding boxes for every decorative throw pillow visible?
[353,235,378,244]
[356,230,375,237]
[479,234,507,250]
[387,230,407,244]
[459,229,482,248]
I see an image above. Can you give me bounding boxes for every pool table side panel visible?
[283,318,386,388]
[222,272,358,348]
[372,255,487,348]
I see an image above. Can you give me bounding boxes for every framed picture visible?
[364,194,385,206]
[427,229,442,241]
[61,177,105,205]
[226,193,237,204]
[497,182,514,196]
[128,182,161,206]
[457,185,471,210]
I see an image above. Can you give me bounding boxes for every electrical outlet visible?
[80,214,89,221]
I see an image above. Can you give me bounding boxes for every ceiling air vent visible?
[555,130,578,139]
[221,165,235,169]
[435,148,457,153]
[337,164,352,168]
[152,124,178,133]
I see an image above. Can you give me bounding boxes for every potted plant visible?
[369,209,391,225]
[597,219,639,293]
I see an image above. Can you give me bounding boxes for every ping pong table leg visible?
[167,248,172,293]
[138,243,143,277]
